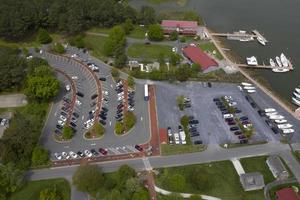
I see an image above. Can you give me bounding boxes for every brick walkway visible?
[145,171,157,200]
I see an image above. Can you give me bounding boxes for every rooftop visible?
[276,188,300,200]
[182,45,219,70]
[239,172,265,191]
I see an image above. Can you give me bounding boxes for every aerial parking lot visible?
[155,81,288,146]
[34,50,151,162]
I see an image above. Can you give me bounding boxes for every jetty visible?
[237,63,294,71]
[210,30,267,43]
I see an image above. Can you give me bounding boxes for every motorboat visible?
[269,115,285,120]
[247,90,256,93]
[278,123,293,129]
[241,82,252,86]
[257,36,266,46]
[269,58,276,67]
[246,56,258,66]
[275,119,288,124]
[264,108,276,113]
[282,129,294,134]
[293,92,300,99]
[295,88,300,94]
[276,56,282,67]
[280,53,289,67]
[240,37,254,42]
[292,97,300,106]
[272,68,290,73]
[244,86,256,90]
[266,112,278,117]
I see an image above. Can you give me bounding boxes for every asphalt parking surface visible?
[155,81,282,145]
[31,48,151,160]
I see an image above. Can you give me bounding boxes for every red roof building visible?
[276,188,300,200]
[182,45,219,71]
[159,128,168,144]
[161,20,198,35]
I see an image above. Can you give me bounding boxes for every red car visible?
[98,148,108,155]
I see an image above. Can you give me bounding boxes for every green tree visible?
[180,115,189,127]
[115,121,124,135]
[175,65,191,82]
[91,122,105,137]
[122,19,134,34]
[62,126,74,140]
[170,31,178,41]
[69,35,85,48]
[126,178,142,194]
[115,52,127,68]
[170,53,181,66]
[72,165,104,196]
[103,26,126,56]
[104,189,125,200]
[180,37,186,43]
[148,24,164,41]
[132,189,149,200]
[189,195,203,200]
[52,43,65,54]
[124,111,136,130]
[31,146,49,166]
[127,76,135,88]
[111,68,120,78]
[117,165,136,184]
[39,186,61,200]
[0,163,24,197]
[37,28,52,44]
[138,6,156,25]
[176,95,185,111]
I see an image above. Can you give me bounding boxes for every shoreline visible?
[205,27,299,120]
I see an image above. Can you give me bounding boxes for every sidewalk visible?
[0,93,27,108]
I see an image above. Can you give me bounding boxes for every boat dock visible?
[237,63,294,70]
[210,30,267,43]
[252,30,268,43]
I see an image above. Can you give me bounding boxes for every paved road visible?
[0,93,27,108]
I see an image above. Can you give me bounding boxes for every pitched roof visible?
[161,20,198,28]
[276,188,300,200]
[182,45,218,70]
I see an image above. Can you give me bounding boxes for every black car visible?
[116,89,124,93]
[240,139,248,144]
[215,102,223,106]
[135,145,143,152]
[116,109,123,114]
[230,126,239,131]
[234,131,242,135]
[250,102,257,108]
[189,127,197,132]
[73,112,79,118]
[99,77,106,81]
[220,108,228,112]
[189,120,199,124]
[101,107,109,112]
[234,109,242,114]
[56,124,63,130]
[271,127,280,134]
[54,129,61,135]
[190,132,200,137]
[190,129,199,134]
[91,149,99,156]
[116,117,123,122]
[240,116,249,121]
[76,92,84,98]
[91,94,98,100]
[77,151,85,157]
[258,110,266,116]
[178,125,183,131]
[213,98,220,102]
[62,106,69,112]
[100,115,107,121]
[99,120,106,126]
[207,82,212,87]
[115,114,123,119]
[194,140,203,145]
[222,110,229,115]
[61,111,67,117]
[63,97,71,104]
[70,122,77,127]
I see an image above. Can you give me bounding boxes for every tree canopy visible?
[31,146,49,166]
[148,24,164,41]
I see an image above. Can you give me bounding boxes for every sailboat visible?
[269,58,276,67]
[276,56,282,67]
[293,92,300,99]
[295,88,300,94]
[280,53,289,67]
[292,97,300,106]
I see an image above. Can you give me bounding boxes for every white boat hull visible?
[292,97,300,106]
[247,90,256,93]
[269,58,276,67]
[241,82,252,86]
[283,129,294,134]
[244,86,256,90]
[293,92,300,99]
[266,112,278,117]
[278,124,293,129]
[275,119,288,124]
[265,108,276,113]
[280,53,289,67]
[272,68,289,73]
[269,115,285,120]
[295,88,300,94]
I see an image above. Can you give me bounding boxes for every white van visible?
[223,114,234,119]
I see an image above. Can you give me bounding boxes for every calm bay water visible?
[130,0,300,100]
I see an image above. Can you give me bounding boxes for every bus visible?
[144,84,149,101]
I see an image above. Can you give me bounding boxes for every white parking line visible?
[64,146,69,148]
[90,143,96,146]
[109,121,112,126]
[141,117,143,121]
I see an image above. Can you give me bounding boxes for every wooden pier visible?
[210,30,268,43]
[210,32,256,38]
[237,63,294,70]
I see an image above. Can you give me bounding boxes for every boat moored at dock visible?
[292,97,300,106]
[241,82,252,86]
[269,58,276,67]
[246,56,258,66]
[280,53,289,67]
[282,129,295,134]
[276,56,282,67]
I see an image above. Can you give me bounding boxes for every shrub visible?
[176,95,185,111]
[180,115,189,127]
[62,126,74,140]
[124,111,136,130]
[170,31,178,41]
[91,122,105,137]
[115,121,124,135]
[148,24,164,41]
[37,28,52,44]
[31,146,49,166]
[111,68,120,78]
[52,43,65,54]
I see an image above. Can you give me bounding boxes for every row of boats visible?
[240,82,256,93]
[269,53,291,73]
[235,30,267,46]
[292,87,300,107]
[264,108,294,134]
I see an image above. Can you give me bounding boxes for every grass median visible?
[127,43,172,61]
[160,144,206,156]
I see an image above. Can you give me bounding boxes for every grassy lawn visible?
[10,178,70,200]
[269,183,300,200]
[148,0,189,6]
[198,42,223,60]
[160,144,206,156]
[87,26,146,39]
[155,161,265,200]
[127,43,172,61]
[83,35,108,62]
[294,151,300,163]
[240,156,275,184]
[221,140,268,149]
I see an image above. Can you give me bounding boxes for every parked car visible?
[238,135,246,139]
[91,149,99,156]
[234,131,242,135]
[77,151,84,157]
[84,150,92,157]
[135,145,143,151]
[70,122,77,127]
[194,140,203,145]
[54,153,62,160]
[99,148,108,155]
[91,94,98,100]
[228,121,236,126]
[61,111,68,117]
[240,139,248,144]
[189,120,199,124]
[230,126,239,131]
[240,116,249,121]
[167,127,172,136]
[56,124,63,130]
[76,92,84,98]
[73,112,79,118]
[99,120,106,126]
[190,132,200,137]
[99,77,106,81]
[101,107,109,112]
[213,98,220,102]
[54,129,61,135]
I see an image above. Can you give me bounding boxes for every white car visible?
[76,99,82,106]
[174,133,180,144]
[243,124,253,129]
[69,151,78,159]
[58,120,65,126]
[54,153,62,160]
[60,115,67,122]
[172,47,177,52]
[181,140,187,145]
[62,152,70,159]
[278,124,293,129]
[71,76,78,80]
[103,91,109,96]
[223,114,234,119]
[269,115,285,120]
[128,106,134,111]
[71,54,78,58]
[84,150,92,157]
[224,95,232,100]
[282,129,294,134]
[275,119,288,124]
[118,96,124,101]
[265,112,278,117]
[117,92,124,96]
[228,102,237,106]
[65,85,71,92]
[116,82,123,87]
[264,108,276,113]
